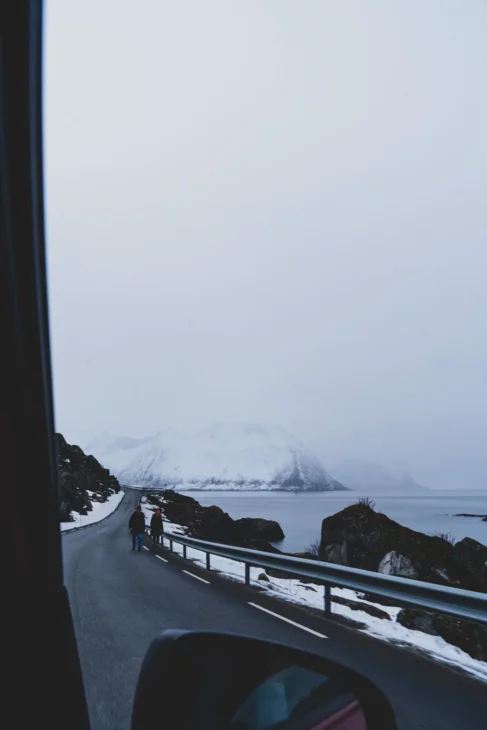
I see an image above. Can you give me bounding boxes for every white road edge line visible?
[182,570,211,584]
[248,602,327,639]
[156,555,168,563]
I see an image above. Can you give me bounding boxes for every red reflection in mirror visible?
[310,700,366,730]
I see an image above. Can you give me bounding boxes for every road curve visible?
[63,489,486,730]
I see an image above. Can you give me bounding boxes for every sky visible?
[44,1,487,490]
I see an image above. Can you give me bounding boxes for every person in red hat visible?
[150,508,163,547]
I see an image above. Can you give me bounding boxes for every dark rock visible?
[162,489,198,506]
[331,595,391,621]
[234,517,285,542]
[257,572,270,582]
[145,490,199,528]
[148,491,285,551]
[56,433,120,522]
[192,505,245,545]
[397,608,487,661]
[145,494,165,507]
[454,514,487,519]
[319,503,486,592]
[453,538,487,590]
[397,608,437,636]
[323,541,348,565]
[163,500,199,527]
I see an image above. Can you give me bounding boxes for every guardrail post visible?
[206,552,211,571]
[245,564,251,585]
[169,539,173,552]
[183,544,187,560]
[324,584,332,615]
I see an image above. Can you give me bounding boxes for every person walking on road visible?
[150,508,163,547]
[129,505,145,551]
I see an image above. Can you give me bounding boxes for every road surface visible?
[63,489,486,730]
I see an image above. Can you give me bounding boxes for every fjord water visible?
[181,491,487,552]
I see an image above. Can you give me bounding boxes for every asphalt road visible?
[63,489,486,730]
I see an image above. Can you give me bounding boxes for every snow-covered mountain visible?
[85,424,348,492]
[327,458,428,492]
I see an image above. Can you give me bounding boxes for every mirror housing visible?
[131,631,397,730]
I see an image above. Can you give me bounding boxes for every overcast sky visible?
[45,1,486,490]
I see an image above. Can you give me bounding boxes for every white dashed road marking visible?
[248,602,327,638]
[142,546,149,551]
[156,555,168,563]
[182,570,211,584]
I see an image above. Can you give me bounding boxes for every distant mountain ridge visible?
[85,423,348,492]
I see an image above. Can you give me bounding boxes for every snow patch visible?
[61,491,124,531]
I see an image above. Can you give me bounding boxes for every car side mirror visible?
[131,631,397,730]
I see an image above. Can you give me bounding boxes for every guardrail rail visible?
[142,514,487,624]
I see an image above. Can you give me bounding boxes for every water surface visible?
[180,490,487,552]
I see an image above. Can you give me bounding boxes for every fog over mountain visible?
[327,459,428,493]
[46,2,487,491]
[84,424,348,492]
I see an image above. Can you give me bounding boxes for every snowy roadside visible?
[61,490,125,532]
[141,497,487,682]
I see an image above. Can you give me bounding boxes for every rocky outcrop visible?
[234,518,285,542]
[193,505,243,544]
[318,502,487,661]
[146,490,199,527]
[397,608,487,661]
[145,490,285,551]
[331,595,391,621]
[322,541,348,566]
[453,538,487,589]
[319,503,486,593]
[57,433,120,522]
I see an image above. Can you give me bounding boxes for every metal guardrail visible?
[143,521,487,625]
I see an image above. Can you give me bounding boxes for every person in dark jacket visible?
[129,505,145,551]
[150,508,163,547]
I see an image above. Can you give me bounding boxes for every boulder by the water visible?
[322,541,348,566]
[56,433,120,522]
[318,501,487,658]
[234,518,285,542]
[193,505,241,545]
[144,490,285,552]
[453,538,487,590]
[319,503,486,592]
